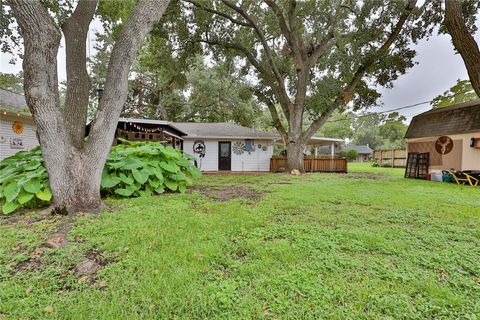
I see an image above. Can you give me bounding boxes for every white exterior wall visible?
[183,139,219,171]
[183,138,274,172]
[0,114,39,160]
[230,139,273,172]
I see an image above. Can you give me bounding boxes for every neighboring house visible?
[342,144,373,162]
[0,89,39,160]
[405,100,480,172]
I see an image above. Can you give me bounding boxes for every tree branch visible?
[445,0,480,97]
[302,0,417,140]
[253,89,287,138]
[220,0,292,115]
[62,0,98,149]
[87,0,171,155]
[185,0,252,27]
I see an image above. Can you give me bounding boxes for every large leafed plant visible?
[0,141,201,214]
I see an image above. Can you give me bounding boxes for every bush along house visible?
[0,88,39,160]
[405,100,480,178]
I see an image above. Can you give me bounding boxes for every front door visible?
[218,141,231,171]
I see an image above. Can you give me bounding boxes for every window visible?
[245,139,255,152]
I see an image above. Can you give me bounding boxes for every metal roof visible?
[405,100,480,139]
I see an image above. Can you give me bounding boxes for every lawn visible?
[1,163,479,319]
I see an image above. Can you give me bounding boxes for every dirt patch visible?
[194,185,264,202]
[343,173,384,180]
[43,220,71,249]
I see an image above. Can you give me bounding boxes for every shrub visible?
[0,141,201,214]
[346,149,358,161]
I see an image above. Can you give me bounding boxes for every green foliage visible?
[0,142,201,214]
[0,147,51,214]
[0,72,23,93]
[431,79,479,108]
[352,112,407,150]
[346,149,358,161]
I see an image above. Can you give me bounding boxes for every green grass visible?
[1,163,479,319]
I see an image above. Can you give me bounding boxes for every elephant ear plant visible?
[0,141,201,214]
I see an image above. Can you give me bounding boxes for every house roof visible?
[343,144,373,154]
[0,88,28,112]
[173,122,278,140]
[405,100,480,139]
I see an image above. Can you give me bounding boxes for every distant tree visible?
[351,112,407,150]
[346,149,358,161]
[3,0,171,214]
[444,0,480,97]
[431,79,478,108]
[0,72,23,93]
[183,0,431,171]
[316,111,354,140]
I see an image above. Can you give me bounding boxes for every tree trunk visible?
[46,148,103,214]
[445,0,480,97]
[286,110,305,172]
[9,0,172,214]
[286,141,304,173]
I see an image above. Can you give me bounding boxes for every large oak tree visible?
[5,0,171,213]
[183,0,434,171]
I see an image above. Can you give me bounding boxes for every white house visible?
[174,122,277,172]
[0,89,38,160]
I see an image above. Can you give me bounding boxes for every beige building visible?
[405,100,480,172]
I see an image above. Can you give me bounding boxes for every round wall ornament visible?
[435,136,453,155]
[12,121,24,134]
[232,141,245,155]
[0,135,6,143]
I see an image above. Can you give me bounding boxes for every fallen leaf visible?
[26,286,33,294]
[44,306,54,313]
[0,312,6,318]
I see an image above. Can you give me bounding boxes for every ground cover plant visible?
[0,164,479,319]
[0,141,200,214]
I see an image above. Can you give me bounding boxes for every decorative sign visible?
[10,138,24,149]
[232,141,245,155]
[435,136,453,155]
[12,121,24,134]
[193,140,206,158]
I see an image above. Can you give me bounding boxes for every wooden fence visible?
[270,157,348,173]
[373,149,407,167]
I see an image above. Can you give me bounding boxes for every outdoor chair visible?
[448,170,479,187]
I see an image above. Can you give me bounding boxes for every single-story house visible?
[1,90,344,172]
[342,144,373,162]
[405,100,480,172]
[0,88,38,160]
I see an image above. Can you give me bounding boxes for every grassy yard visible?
[1,163,479,319]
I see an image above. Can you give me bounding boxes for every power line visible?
[326,99,432,123]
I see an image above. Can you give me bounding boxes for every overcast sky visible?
[1,19,478,125]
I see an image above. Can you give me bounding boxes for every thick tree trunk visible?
[286,112,305,172]
[9,0,171,214]
[46,149,103,214]
[445,0,480,97]
[286,142,304,173]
